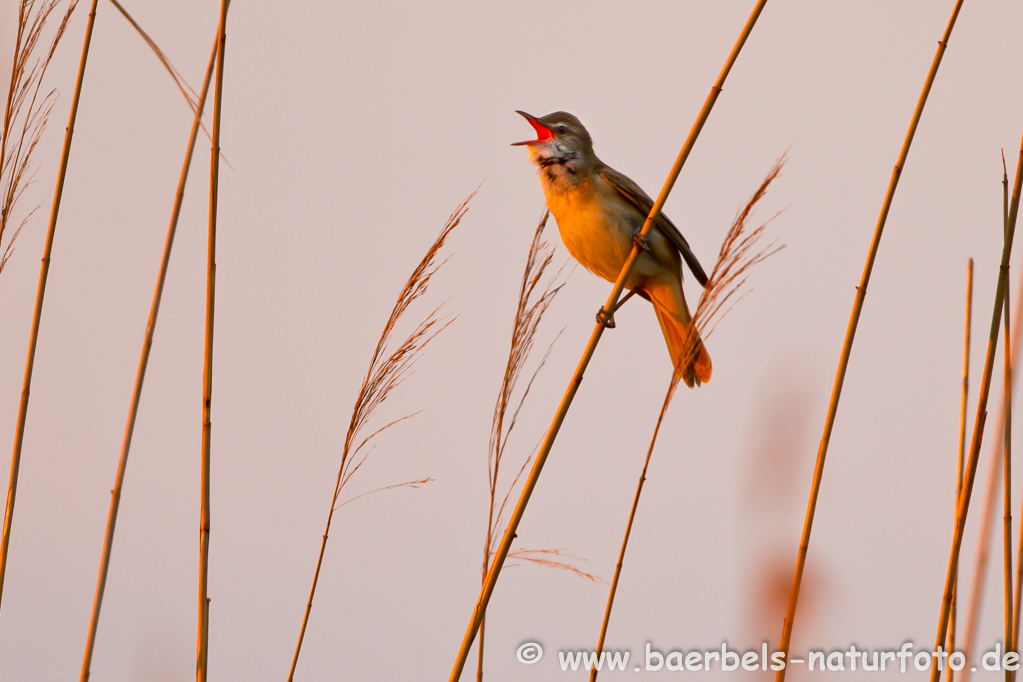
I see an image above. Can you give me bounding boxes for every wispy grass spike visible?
[287,192,471,682]
[478,211,568,680]
[0,0,77,274]
[589,157,784,682]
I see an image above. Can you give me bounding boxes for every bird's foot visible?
[632,232,651,253]
[596,307,616,329]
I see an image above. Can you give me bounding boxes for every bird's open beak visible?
[511,110,553,146]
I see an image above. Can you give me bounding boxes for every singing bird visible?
[513,110,712,387]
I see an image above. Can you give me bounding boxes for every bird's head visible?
[512,111,594,171]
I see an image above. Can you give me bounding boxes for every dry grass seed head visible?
[331,191,473,506]
[489,210,564,497]
[507,548,601,583]
[1,0,76,273]
[674,156,787,398]
[482,210,600,586]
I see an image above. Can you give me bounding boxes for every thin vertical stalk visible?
[948,258,972,682]
[1007,156,1023,682]
[476,615,485,682]
[586,159,782,682]
[289,514,332,681]
[447,2,770,678]
[1006,161,1016,682]
[960,258,974,506]
[962,251,1023,682]
[589,380,673,682]
[78,33,219,682]
[1006,284,1015,680]
[776,3,965,677]
[475,212,558,682]
[198,2,228,681]
[0,0,99,613]
[929,134,1023,682]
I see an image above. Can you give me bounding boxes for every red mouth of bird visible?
[512,111,553,146]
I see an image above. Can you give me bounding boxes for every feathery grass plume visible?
[929,130,1023,682]
[476,211,578,680]
[589,158,784,682]
[197,2,229,680]
[948,258,972,682]
[287,193,470,682]
[77,27,221,682]
[0,0,76,274]
[505,548,599,582]
[778,3,966,676]
[1,0,98,617]
[448,5,770,677]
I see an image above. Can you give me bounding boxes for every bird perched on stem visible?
[513,110,712,387]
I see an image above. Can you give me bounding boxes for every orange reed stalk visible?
[448,3,770,677]
[590,160,783,682]
[0,0,97,615]
[776,3,966,677]
[948,258,972,682]
[928,131,1023,682]
[197,2,229,680]
[961,252,1023,682]
[78,30,219,682]
[1006,158,1016,682]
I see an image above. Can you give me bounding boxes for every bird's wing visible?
[599,167,708,287]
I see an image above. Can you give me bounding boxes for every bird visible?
[512,110,712,387]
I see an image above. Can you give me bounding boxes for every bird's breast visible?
[541,175,635,284]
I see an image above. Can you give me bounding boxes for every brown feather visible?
[598,167,709,287]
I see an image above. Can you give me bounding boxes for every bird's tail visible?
[646,281,712,388]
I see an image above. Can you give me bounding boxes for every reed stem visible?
[447,3,770,678]
[0,0,99,615]
[948,258,972,682]
[776,3,965,677]
[1006,161,1016,682]
[589,379,673,682]
[961,251,1023,682]
[1005,153,1023,682]
[197,2,229,680]
[928,131,1023,682]
[78,31,219,682]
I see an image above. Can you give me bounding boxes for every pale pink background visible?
[0,1,1021,679]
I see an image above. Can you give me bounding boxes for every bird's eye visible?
[557,125,568,135]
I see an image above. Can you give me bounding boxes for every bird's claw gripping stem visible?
[596,307,616,329]
[633,232,651,253]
